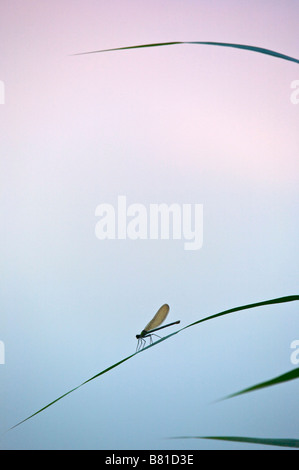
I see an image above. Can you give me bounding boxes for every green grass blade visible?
[10,295,298,429]
[9,351,138,430]
[172,436,299,448]
[72,41,182,55]
[9,385,82,430]
[72,41,299,65]
[220,367,299,401]
[179,295,299,332]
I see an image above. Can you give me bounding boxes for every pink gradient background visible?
[1,0,298,450]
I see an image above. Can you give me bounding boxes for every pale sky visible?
[1,0,298,450]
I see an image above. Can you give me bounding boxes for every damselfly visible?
[136,304,180,351]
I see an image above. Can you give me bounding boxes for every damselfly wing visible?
[144,304,170,331]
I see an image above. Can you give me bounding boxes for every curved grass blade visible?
[9,351,138,430]
[72,41,299,65]
[9,331,180,430]
[219,367,299,401]
[171,436,299,448]
[10,295,299,429]
[180,295,299,332]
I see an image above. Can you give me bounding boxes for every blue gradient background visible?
[0,0,298,450]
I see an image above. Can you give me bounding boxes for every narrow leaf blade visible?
[172,435,299,448]
[221,367,299,401]
[72,41,299,65]
[180,295,299,331]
